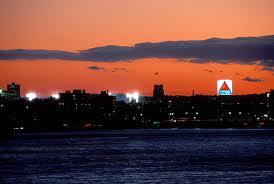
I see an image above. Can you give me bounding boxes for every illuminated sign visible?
[217,80,232,95]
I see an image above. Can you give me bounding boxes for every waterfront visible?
[0,129,274,183]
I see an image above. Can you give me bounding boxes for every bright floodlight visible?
[133,92,139,103]
[126,92,139,103]
[51,93,60,99]
[26,92,37,101]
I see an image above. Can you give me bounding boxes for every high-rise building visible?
[153,84,165,99]
[7,82,20,98]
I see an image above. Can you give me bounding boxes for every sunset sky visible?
[0,0,274,96]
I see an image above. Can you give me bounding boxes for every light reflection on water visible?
[0,129,274,184]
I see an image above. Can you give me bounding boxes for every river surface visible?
[0,129,274,183]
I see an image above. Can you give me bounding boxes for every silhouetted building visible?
[100,90,108,96]
[0,89,8,98]
[98,90,116,113]
[60,89,89,102]
[7,82,20,98]
[269,89,274,118]
[1,81,274,131]
[153,84,165,99]
[72,89,86,94]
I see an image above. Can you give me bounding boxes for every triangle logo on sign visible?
[220,81,230,91]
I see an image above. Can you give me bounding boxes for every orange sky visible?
[0,0,273,96]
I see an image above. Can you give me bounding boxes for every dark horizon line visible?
[2,88,273,98]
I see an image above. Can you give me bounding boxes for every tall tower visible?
[153,84,165,99]
[7,82,20,98]
[153,72,164,99]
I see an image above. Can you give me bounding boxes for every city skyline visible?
[0,0,274,96]
[1,2,274,182]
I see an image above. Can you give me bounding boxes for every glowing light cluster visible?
[126,92,139,103]
[51,93,60,99]
[26,92,37,101]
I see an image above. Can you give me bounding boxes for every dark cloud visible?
[204,69,224,73]
[1,35,274,68]
[88,66,105,71]
[261,66,274,72]
[0,49,79,61]
[204,69,214,73]
[112,67,127,72]
[242,77,263,82]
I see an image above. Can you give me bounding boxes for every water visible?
[0,129,274,184]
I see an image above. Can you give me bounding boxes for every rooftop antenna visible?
[155,72,159,85]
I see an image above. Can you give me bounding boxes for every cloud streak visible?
[112,67,127,72]
[242,77,263,82]
[0,35,274,68]
[204,69,214,73]
[88,65,105,71]
[261,66,274,72]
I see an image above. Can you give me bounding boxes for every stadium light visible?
[126,91,139,103]
[51,93,60,99]
[26,92,37,101]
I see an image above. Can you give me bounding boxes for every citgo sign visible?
[217,80,232,95]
